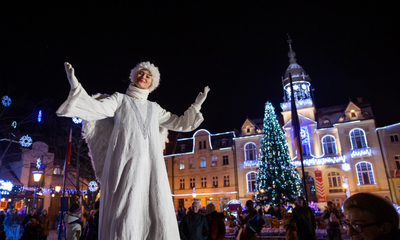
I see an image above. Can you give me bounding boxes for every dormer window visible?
[323,119,331,124]
[246,127,250,133]
[180,144,186,152]
[350,110,356,118]
[221,139,228,147]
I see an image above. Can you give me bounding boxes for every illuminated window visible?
[390,134,399,143]
[179,179,185,189]
[212,176,218,187]
[350,128,367,149]
[200,158,206,168]
[190,178,195,188]
[201,177,207,188]
[212,156,217,167]
[53,166,62,175]
[223,155,229,165]
[356,162,375,185]
[322,135,337,155]
[224,175,230,187]
[351,110,356,118]
[301,126,311,156]
[245,143,257,160]
[328,172,342,188]
[189,158,195,169]
[302,144,311,156]
[247,172,257,192]
[179,160,185,170]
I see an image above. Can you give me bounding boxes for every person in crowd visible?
[344,192,400,240]
[292,196,317,240]
[178,206,184,221]
[64,203,83,240]
[22,208,39,227]
[238,200,258,240]
[267,204,284,220]
[0,210,5,226]
[206,203,225,240]
[323,201,342,240]
[0,225,5,240]
[82,210,96,240]
[39,209,51,240]
[179,201,209,240]
[283,210,297,240]
[20,218,40,240]
[3,209,13,239]
[90,201,100,240]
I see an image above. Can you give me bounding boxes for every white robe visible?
[57,84,203,240]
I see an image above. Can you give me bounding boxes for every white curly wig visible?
[129,61,160,92]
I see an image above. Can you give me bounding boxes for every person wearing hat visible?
[57,62,210,240]
[64,203,83,240]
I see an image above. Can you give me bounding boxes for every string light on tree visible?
[254,102,302,206]
[19,135,33,147]
[1,95,12,107]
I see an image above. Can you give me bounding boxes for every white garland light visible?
[342,163,351,171]
[72,117,83,124]
[19,135,33,147]
[291,155,346,167]
[243,160,259,168]
[0,180,14,192]
[2,95,12,107]
[350,148,371,158]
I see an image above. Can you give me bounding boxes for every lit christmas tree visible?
[254,102,302,205]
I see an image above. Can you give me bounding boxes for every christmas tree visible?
[254,102,302,205]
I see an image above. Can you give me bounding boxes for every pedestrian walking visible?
[206,203,225,240]
[323,201,342,240]
[179,201,209,240]
[39,209,51,240]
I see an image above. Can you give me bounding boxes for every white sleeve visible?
[56,83,121,121]
[157,103,204,132]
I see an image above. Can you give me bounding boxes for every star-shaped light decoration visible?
[1,95,12,107]
[19,135,33,147]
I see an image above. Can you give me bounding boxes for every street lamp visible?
[32,170,43,208]
[55,185,61,193]
[192,188,196,198]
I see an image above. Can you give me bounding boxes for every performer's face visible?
[134,69,153,90]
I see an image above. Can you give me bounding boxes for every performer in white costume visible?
[57,62,210,240]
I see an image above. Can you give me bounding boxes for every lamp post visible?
[32,170,43,208]
[55,185,61,193]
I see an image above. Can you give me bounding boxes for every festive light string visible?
[291,155,346,167]
[350,148,371,158]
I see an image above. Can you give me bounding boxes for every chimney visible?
[357,97,363,103]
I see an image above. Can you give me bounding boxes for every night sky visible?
[1,1,399,135]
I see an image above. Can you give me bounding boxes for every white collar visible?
[126,84,149,100]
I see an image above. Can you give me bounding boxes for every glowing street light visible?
[55,185,61,193]
[32,170,43,208]
[192,188,196,198]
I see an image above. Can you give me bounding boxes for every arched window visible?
[247,172,257,192]
[356,162,375,185]
[245,143,257,161]
[322,135,337,155]
[327,172,342,188]
[350,128,367,149]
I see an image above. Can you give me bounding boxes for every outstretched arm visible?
[64,62,79,89]
[158,86,210,132]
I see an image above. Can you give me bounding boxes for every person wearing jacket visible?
[205,204,225,240]
[179,201,209,240]
[292,197,317,240]
[39,209,51,240]
[322,201,342,240]
[64,203,83,240]
[22,208,39,228]
[20,218,40,240]
[238,200,258,240]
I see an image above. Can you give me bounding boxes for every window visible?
[395,156,400,170]
[212,156,217,167]
[180,179,185,189]
[247,172,257,192]
[200,158,206,168]
[180,144,186,152]
[332,198,344,208]
[223,155,229,165]
[351,110,356,118]
[221,139,228,147]
[53,166,62,175]
[190,178,195,188]
[201,177,207,188]
[350,128,367,149]
[246,127,250,133]
[328,172,342,188]
[179,160,185,170]
[189,158,195,169]
[322,135,337,155]
[199,140,206,149]
[212,176,218,187]
[302,144,311,156]
[245,143,257,160]
[356,162,375,185]
[390,134,400,143]
[224,175,230,187]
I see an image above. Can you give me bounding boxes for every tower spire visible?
[287,34,297,64]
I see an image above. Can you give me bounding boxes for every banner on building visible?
[314,170,326,202]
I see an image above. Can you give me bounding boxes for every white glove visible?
[64,62,79,89]
[194,86,210,106]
